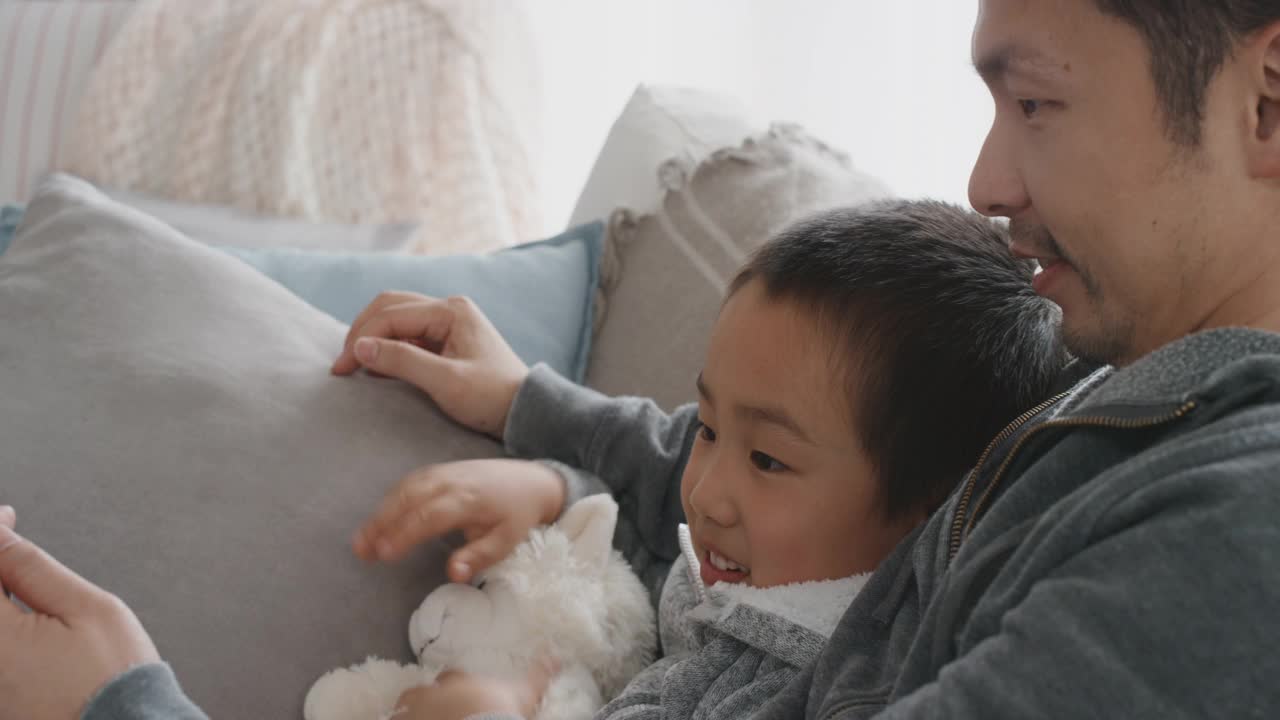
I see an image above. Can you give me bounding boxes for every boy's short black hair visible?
[729,200,1065,520]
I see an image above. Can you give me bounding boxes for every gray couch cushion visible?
[0,176,498,717]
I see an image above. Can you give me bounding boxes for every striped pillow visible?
[0,1,134,204]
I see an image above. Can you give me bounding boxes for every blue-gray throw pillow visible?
[0,205,20,255]
[1,205,603,382]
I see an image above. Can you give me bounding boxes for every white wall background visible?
[527,0,991,233]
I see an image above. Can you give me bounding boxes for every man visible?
[4,2,1280,718]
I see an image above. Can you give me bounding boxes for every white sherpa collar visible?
[676,524,870,638]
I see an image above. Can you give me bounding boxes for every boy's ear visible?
[558,495,618,569]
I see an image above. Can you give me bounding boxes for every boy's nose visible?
[687,461,739,529]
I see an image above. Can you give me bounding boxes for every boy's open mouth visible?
[701,548,750,585]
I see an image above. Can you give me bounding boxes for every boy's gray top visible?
[86,327,1280,718]
[505,327,1280,719]
[593,522,869,720]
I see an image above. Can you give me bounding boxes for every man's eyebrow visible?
[696,372,713,403]
[974,43,1065,85]
[739,405,816,446]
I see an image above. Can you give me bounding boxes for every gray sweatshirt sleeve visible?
[503,364,699,606]
[867,453,1280,720]
[81,663,208,720]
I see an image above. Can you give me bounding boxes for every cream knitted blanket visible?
[62,0,542,254]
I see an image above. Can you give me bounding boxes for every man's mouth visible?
[1029,255,1074,297]
[1010,243,1071,284]
[1010,242,1059,267]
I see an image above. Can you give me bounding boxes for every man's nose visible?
[969,119,1029,218]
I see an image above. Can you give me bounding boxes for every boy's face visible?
[681,279,919,589]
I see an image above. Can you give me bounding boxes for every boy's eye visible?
[697,420,717,443]
[750,451,788,473]
[1017,99,1042,118]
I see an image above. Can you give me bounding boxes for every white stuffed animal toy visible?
[303,495,656,720]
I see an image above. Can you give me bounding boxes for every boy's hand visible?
[353,459,566,583]
[331,292,529,439]
[393,660,557,720]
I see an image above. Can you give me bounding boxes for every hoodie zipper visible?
[946,397,1198,564]
[946,392,1069,563]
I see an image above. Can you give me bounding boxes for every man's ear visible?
[1247,21,1280,179]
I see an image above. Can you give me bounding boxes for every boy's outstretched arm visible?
[331,290,698,599]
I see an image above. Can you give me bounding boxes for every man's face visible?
[969,0,1262,366]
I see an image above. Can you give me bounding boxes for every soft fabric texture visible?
[585,123,890,410]
[0,204,19,254]
[567,84,761,228]
[84,664,206,720]
[304,496,656,720]
[220,222,606,383]
[106,188,424,253]
[1,196,605,382]
[0,175,513,718]
[584,522,868,720]
[62,0,542,254]
[676,525,869,639]
[5,190,423,254]
[494,330,1280,719]
[0,0,134,204]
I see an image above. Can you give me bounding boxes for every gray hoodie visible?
[593,522,869,719]
[86,328,1280,719]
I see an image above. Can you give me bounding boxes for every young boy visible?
[344,200,1065,718]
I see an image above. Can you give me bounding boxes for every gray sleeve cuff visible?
[82,662,208,720]
[504,363,616,466]
[540,459,611,518]
[501,362,696,602]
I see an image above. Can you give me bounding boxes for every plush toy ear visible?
[558,495,618,570]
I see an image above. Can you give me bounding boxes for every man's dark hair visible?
[1094,1,1280,146]
[728,200,1065,520]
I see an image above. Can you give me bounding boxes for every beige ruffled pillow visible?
[587,124,891,410]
